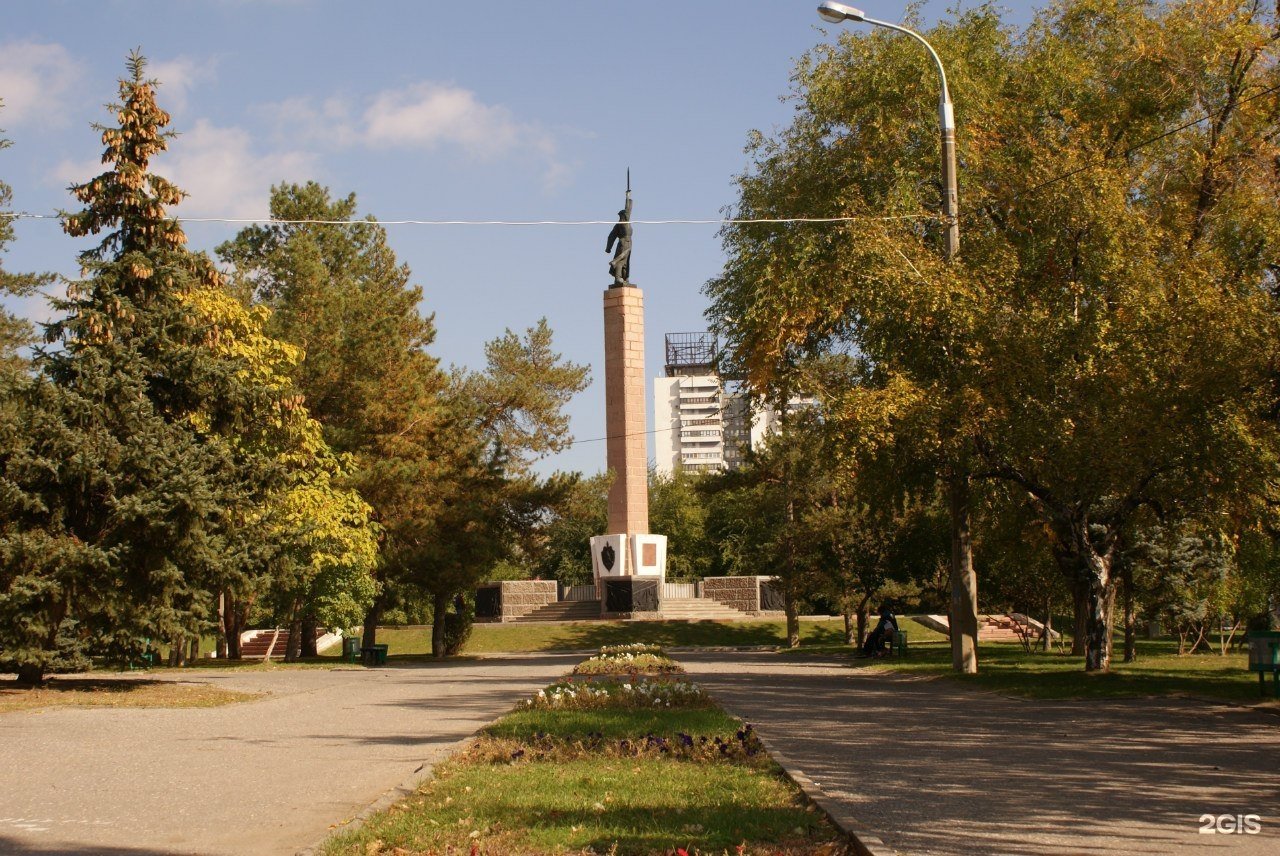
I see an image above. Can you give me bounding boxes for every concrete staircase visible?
[239,628,334,658]
[516,597,753,622]
[521,600,604,622]
[918,613,1038,643]
[658,597,752,620]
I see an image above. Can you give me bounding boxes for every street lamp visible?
[816,2,958,259]
[819,2,976,676]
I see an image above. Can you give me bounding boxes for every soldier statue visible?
[606,176,633,287]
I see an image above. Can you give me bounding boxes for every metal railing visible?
[562,584,599,602]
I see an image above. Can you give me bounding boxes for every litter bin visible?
[1246,631,1280,697]
[361,644,389,667]
[341,636,359,664]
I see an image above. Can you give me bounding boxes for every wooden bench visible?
[880,629,907,658]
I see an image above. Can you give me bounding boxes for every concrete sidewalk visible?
[0,654,577,855]
[682,651,1280,856]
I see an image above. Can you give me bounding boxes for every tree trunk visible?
[1071,579,1088,656]
[361,596,384,649]
[226,598,246,660]
[300,613,318,658]
[948,473,979,674]
[1121,559,1136,663]
[216,591,229,660]
[189,637,200,663]
[1040,595,1053,652]
[15,663,45,686]
[856,592,872,648]
[285,601,303,662]
[168,635,188,668]
[783,590,800,648]
[431,592,449,658]
[843,611,855,646]
[1072,524,1116,672]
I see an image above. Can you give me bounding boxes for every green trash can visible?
[342,636,359,664]
[361,643,389,667]
[1247,631,1280,697]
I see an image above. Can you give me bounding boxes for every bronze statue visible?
[606,172,633,287]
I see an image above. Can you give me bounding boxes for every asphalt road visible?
[0,655,577,856]
[681,651,1280,856]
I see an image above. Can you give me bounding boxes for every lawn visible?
[376,615,947,657]
[0,676,261,713]
[321,654,848,856]
[860,638,1276,705]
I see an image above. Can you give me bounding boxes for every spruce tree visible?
[4,54,256,681]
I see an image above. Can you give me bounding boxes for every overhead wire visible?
[0,212,934,226]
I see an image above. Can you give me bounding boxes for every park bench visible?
[1247,631,1280,697]
[879,629,907,658]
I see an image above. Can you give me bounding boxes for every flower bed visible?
[519,678,706,710]
[572,643,684,675]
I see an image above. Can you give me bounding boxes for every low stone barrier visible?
[475,580,559,622]
[702,576,780,616]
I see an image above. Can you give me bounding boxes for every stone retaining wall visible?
[479,580,558,622]
[703,576,772,615]
[502,580,558,621]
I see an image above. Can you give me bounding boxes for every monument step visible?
[521,601,603,622]
[658,598,752,620]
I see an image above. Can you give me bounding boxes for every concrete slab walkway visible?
[682,651,1280,856]
[0,654,577,855]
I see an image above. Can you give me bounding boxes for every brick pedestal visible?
[603,286,649,535]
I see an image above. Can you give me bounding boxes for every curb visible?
[748,727,899,856]
[294,735,475,856]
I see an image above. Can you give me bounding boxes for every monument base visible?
[589,533,667,580]
[589,532,667,618]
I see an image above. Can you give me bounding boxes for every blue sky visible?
[1,0,1037,476]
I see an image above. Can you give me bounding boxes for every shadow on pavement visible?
[682,651,1280,856]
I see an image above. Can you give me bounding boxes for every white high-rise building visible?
[652,333,784,476]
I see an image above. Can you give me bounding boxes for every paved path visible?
[0,654,577,855]
[681,651,1280,856]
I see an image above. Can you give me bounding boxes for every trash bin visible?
[361,643,389,667]
[1246,631,1280,697]
[342,636,359,663]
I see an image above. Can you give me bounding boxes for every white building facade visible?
[652,333,787,476]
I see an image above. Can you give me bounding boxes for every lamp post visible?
[816,2,958,259]
[817,2,977,675]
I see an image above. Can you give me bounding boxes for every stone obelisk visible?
[603,285,649,536]
[591,177,666,610]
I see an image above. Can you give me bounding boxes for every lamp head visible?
[817,2,866,23]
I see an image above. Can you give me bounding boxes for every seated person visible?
[861,605,899,656]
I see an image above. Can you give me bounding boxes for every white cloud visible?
[52,120,318,220]
[0,41,83,127]
[260,81,571,188]
[261,94,358,148]
[363,82,544,157]
[157,120,317,219]
[148,56,218,114]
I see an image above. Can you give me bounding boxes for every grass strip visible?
[322,653,849,856]
[0,677,260,713]
[860,638,1276,705]
[327,758,832,855]
[377,615,947,656]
